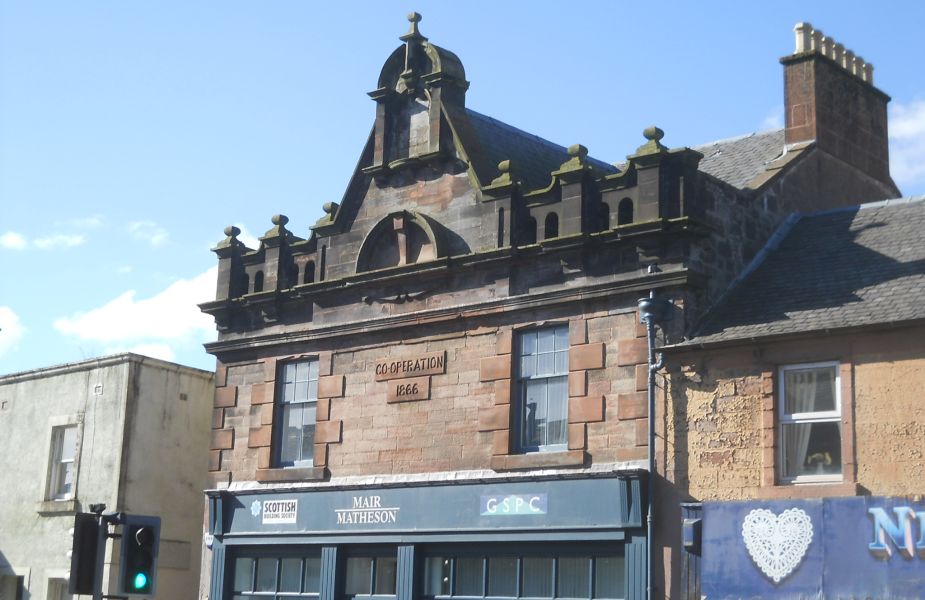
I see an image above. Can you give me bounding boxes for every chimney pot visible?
[862,62,874,84]
[794,22,813,53]
[822,36,835,59]
[833,43,844,65]
[811,30,823,52]
[843,49,855,71]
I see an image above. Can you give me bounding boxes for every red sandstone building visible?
[198,17,908,600]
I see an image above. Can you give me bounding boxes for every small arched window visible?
[253,271,264,293]
[544,213,559,240]
[618,198,634,226]
[304,261,316,284]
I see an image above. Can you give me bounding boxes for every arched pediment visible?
[356,211,446,273]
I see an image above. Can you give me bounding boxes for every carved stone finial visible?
[323,202,339,215]
[271,214,289,227]
[400,11,425,41]
[643,126,665,142]
[568,144,589,158]
[498,159,510,173]
[224,225,241,238]
[488,159,515,187]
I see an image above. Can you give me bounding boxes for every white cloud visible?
[54,267,217,348]
[235,224,260,249]
[890,99,925,189]
[34,234,85,250]
[128,221,169,247]
[69,215,104,229]
[0,306,26,357]
[1,232,28,250]
[760,104,785,131]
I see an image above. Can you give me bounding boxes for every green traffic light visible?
[133,572,148,590]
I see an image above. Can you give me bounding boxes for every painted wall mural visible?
[701,497,925,599]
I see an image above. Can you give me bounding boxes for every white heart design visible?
[741,507,813,583]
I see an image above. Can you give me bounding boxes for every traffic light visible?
[69,512,103,595]
[117,514,161,597]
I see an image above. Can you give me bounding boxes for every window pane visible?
[455,558,483,596]
[487,557,517,597]
[782,421,842,478]
[546,377,568,446]
[281,405,303,464]
[280,558,301,592]
[296,360,309,382]
[255,557,277,592]
[522,557,553,598]
[555,350,567,375]
[521,354,535,378]
[784,366,836,414]
[522,380,546,448]
[283,381,295,403]
[232,558,253,592]
[345,558,372,595]
[308,380,318,400]
[60,463,74,497]
[555,326,569,350]
[304,557,321,593]
[295,381,309,402]
[283,362,297,384]
[309,360,320,381]
[537,328,555,353]
[60,427,78,461]
[301,404,317,461]
[375,557,397,595]
[593,556,624,599]
[521,331,537,356]
[537,351,556,376]
[424,557,450,596]
[558,557,590,598]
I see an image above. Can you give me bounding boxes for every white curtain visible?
[785,370,816,477]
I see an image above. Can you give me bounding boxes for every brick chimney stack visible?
[781,23,892,185]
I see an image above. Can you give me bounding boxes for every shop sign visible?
[258,499,298,525]
[700,497,925,599]
[480,494,547,516]
[335,495,400,525]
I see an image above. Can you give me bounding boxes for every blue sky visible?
[1,1,923,374]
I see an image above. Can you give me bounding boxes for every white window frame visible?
[275,359,319,468]
[48,577,73,600]
[777,361,842,484]
[48,424,79,501]
[515,325,570,454]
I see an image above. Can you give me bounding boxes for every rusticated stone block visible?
[569,319,588,345]
[318,375,345,398]
[478,405,510,431]
[315,420,342,444]
[491,450,587,471]
[494,379,511,404]
[636,364,649,392]
[248,425,272,448]
[259,404,274,426]
[263,357,278,382]
[257,446,271,469]
[569,371,587,397]
[314,443,328,467]
[208,450,221,472]
[492,430,510,455]
[617,392,648,419]
[618,338,648,366]
[316,397,330,422]
[496,329,512,355]
[319,351,333,376]
[570,343,605,371]
[214,386,237,408]
[568,423,587,450]
[211,429,233,450]
[568,396,604,423]
[211,408,225,430]
[480,355,511,381]
[635,418,648,446]
[250,383,271,405]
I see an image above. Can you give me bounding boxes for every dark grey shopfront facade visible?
[206,471,647,600]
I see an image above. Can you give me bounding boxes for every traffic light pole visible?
[86,504,131,600]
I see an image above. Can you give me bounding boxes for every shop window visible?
[778,362,842,483]
[516,327,569,452]
[345,556,397,597]
[232,555,321,599]
[275,360,319,468]
[48,425,78,500]
[423,553,624,599]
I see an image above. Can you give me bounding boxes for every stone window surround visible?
[479,319,607,471]
[759,360,857,499]
[36,414,83,515]
[209,354,345,485]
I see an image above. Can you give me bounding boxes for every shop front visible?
[206,472,647,600]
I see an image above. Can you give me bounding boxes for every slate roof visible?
[464,109,619,191]
[682,196,925,346]
[694,129,786,189]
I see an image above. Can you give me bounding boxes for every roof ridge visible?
[693,128,784,149]
[805,194,925,218]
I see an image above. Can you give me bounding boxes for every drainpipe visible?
[637,288,672,600]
